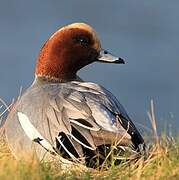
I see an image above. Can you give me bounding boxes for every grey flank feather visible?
[56,136,79,161]
[66,97,92,117]
[70,117,100,131]
[71,124,96,150]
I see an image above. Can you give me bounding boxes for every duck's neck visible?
[32,74,83,86]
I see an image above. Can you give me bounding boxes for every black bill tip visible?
[114,57,125,64]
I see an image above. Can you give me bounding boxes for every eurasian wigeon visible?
[5,22,144,167]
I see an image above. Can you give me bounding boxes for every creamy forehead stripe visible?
[49,22,101,51]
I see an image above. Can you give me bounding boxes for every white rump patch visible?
[17,112,56,153]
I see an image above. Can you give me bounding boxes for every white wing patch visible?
[17,112,56,154]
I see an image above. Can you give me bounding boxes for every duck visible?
[5,22,144,167]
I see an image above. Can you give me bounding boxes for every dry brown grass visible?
[0,100,178,179]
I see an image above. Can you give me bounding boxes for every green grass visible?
[0,100,178,179]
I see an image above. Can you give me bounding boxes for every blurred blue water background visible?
[0,0,178,134]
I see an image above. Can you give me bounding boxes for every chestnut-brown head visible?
[35,22,124,82]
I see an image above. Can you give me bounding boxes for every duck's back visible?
[5,81,144,164]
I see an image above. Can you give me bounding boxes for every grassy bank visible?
[1,135,179,179]
[0,101,178,179]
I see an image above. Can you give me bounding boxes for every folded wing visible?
[16,81,144,161]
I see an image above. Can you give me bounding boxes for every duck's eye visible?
[74,36,90,46]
